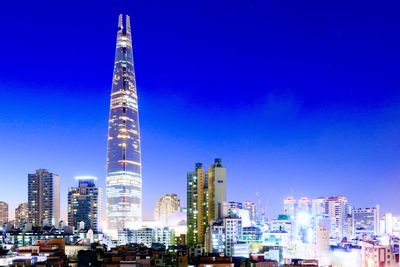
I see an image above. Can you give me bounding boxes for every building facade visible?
[208,159,226,222]
[283,197,296,219]
[154,194,180,226]
[68,176,102,231]
[106,14,142,237]
[325,196,349,241]
[187,163,208,245]
[15,202,29,227]
[243,201,256,225]
[352,205,380,236]
[28,169,60,226]
[0,201,8,225]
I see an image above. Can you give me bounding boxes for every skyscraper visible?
[283,197,297,219]
[352,205,380,236]
[0,201,8,225]
[68,176,102,231]
[15,202,29,227]
[106,14,142,236]
[325,196,349,241]
[187,163,208,245]
[28,169,60,226]
[154,193,180,226]
[208,158,226,222]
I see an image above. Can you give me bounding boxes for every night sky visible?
[1,1,400,220]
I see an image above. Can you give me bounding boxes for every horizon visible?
[1,1,400,222]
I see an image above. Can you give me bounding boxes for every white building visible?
[352,205,380,237]
[153,194,180,226]
[224,216,243,256]
[325,196,349,242]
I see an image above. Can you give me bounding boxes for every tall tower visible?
[28,169,60,227]
[106,14,142,237]
[0,201,8,225]
[187,163,207,245]
[68,176,102,231]
[208,158,226,222]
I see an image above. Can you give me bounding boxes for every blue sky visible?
[0,1,400,220]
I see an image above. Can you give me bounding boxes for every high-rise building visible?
[15,202,29,227]
[243,201,256,225]
[106,14,142,237]
[325,196,348,241]
[284,197,297,219]
[224,215,243,256]
[311,197,326,217]
[68,176,102,231]
[207,215,244,256]
[154,193,180,226]
[0,201,8,225]
[352,205,380,236]
[187,163,208,245]
[208,159,226,222]
[28,169,60,226]
[297,197,311,214]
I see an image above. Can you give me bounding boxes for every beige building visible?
[208,159,226,223]
[0,201,8,225]
[15,202,29,227]
[154,193,180,226]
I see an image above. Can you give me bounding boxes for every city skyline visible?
[1,1,400,222]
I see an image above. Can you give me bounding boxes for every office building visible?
[221,201,251,227]
[106,14,142,237]
[15,202,28,227]
[297,197,311,214]
[28,169,60,226]
[187,163,207,245]
[243,201,256,225]
[224,216,243,256]
[208,158,226,222]
[283,197,296,219]
[325,196,348,241]
[154,194,180,226]
[311,197,326,217]
[68,176,102,231]
[352,205,380,236]
[208,215,244,257]
[0,201,8,225]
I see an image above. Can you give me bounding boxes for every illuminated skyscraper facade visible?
[68,176,102,231]
[28,169,60,227]
[106,14,142,236]
[187,163,208,245]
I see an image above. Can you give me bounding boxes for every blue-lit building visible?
[68,176,102,231]
[106,14,142,237]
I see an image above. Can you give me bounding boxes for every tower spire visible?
[126,15,131,34]
[118,14,123,31]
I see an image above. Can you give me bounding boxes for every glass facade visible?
[106,14,142,235]
[68,176,102,231]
